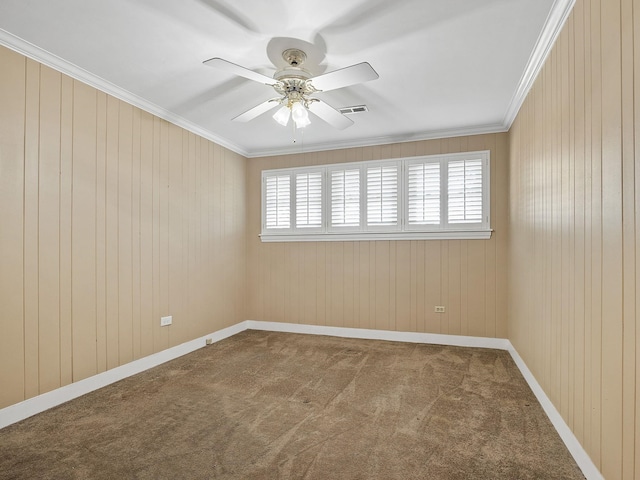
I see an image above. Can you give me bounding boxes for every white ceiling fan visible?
[203,48,379,130]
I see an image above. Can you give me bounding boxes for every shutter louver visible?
[407,162,440,225]
[265,174,290,229]
[296,172,322,228]
[331,169,360,227]
[448,159,483,223]
[367,165,398,226]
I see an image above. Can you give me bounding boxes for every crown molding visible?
[501,0,576,129]
[0,28,250,158]
[245,122,508,158]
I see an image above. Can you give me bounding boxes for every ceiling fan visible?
[203,48,379,130]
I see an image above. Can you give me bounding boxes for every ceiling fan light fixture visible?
[291,101,310,128]
[273,105,291,126]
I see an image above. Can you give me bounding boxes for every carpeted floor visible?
[0,330,584,479]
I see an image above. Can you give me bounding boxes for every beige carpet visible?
[0,330,584,479]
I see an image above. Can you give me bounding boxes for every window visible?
[295,172,322,229]
[261,151,491,241]
[366,164,399,227]
[264,174,290,229]
[407,160,440,226]
[330,168,360,229]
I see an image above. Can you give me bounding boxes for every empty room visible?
[0,0,637,478]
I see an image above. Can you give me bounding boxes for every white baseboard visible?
[506,345,603,480]
[0,319,601,480]
[245,320,511,350]
[0,321,247,430]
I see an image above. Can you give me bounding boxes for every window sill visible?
[259,230,493,242]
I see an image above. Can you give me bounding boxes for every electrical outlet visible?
[205,338,213,345]
[434,306,446,313]
[160,315,172,327]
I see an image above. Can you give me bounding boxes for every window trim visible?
[261,151,492,242]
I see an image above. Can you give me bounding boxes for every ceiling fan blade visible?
[311,62,379,92]
[308,100,354,130]
[232,98,281,122]
[203,57,278,86]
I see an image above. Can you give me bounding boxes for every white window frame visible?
[260,150,491,242]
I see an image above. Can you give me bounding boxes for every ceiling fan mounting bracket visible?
[282,48,307,67]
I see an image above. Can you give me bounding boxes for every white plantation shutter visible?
[366,164,398,226]
[264,174,290,229]
[447,159,483,224]
[331,169,360,227]
[296,172,322,228]
[260,151,489,241]
[407,162,440,225]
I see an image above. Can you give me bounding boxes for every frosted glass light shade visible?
[291,102,310,128]
[272,105,290,126]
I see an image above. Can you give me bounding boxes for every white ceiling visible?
[0,0,573,157]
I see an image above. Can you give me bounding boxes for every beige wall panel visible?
[633,0,640,473]
[0,45,247,409]
[358,242,371,329]
[571,0,586,445]
[0,47,26,407]
[105,96,120,370]
[508,0,639,476]
[621,0,637,478]
[37,66,62,394]
[579,0,594,454]
[137,111,153,358]
[117,102,134,364]
[167,124,183,346]
[600,0,624,476]
[246,133,508,337]
[374,242,391,331]
[59,74,74,387]
[424,241,442,333]
[95,91,108,373]
[24,59,40,399]
[189,135,201,335]
[157,120,170,352]
[71,80,98,381]
[395,241,411,332]
[559,25,571,422]
[466,241,486,338]
[287,242,302,324]
[588,0,604,465]
[131,109,142,360]
[415,241,427,332]
[446,241,462,336]
[316,242,328,325]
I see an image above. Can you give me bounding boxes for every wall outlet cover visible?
[160,316,172,327]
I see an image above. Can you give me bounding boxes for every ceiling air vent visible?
[339,105,369,115]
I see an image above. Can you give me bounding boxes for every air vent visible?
[339,105,369,115]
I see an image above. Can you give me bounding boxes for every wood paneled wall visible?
[508,0,639,477]
[246,134,509,337]
[0,46,247,409]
